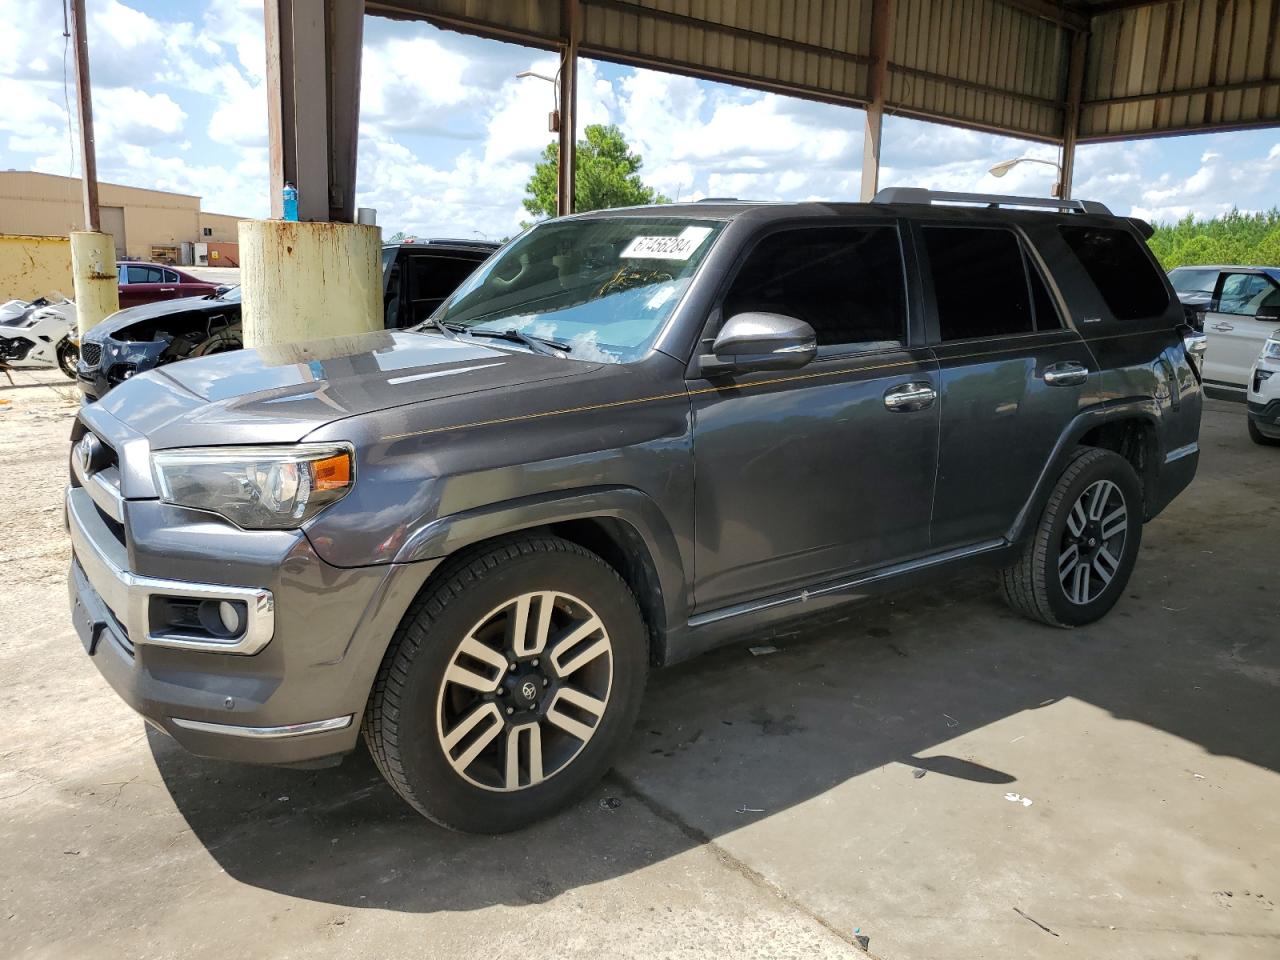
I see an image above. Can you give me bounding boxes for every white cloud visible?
[1,0,1275,241]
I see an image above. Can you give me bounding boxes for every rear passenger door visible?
[917,223,1098,548]
[119,265,168,307]
[689,222,939,613]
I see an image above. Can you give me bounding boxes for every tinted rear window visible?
[1060,226,1169,321]
[924,227,1034,340]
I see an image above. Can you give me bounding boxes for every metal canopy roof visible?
[368,0,1280,144]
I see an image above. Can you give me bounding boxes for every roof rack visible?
[871,187,1112,216]
[421,237,500,247]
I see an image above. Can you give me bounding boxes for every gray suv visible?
[67,190,1203,833]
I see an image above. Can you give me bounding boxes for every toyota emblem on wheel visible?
[521,681,537,701]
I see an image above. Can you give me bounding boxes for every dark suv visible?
[66,191,1202,833]
[77,240,497,401]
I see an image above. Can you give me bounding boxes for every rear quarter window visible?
[1059,225,1169,321]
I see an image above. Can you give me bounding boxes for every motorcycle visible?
[0,296,79,379]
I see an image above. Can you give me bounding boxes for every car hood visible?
[98,328,600,449]
[92,296,232,338]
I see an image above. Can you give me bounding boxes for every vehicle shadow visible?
[150,559,1280,914]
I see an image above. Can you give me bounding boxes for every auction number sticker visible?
[621,226,713,261]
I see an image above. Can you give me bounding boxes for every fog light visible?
[198,599,246,639]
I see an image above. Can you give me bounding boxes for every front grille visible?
[81,341,102,367]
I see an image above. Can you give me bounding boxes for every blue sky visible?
[2,0,1278,240]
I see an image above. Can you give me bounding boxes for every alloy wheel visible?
[435,591,613,792]
[1058,478,1128,605]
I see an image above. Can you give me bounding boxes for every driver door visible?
[687,222,939,614]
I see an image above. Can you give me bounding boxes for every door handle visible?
[1043,361,1089,386]
[1210,322,1234,332]
[884,381,936,412]
[160,287,176,292]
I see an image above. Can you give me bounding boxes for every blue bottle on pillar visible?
[282,182,299,222]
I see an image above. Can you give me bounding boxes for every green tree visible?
[522,124,669,220]
[1147,208,1280,269]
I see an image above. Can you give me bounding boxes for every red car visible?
[116,262,218,308]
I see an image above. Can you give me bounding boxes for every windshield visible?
[432,217,725,363]
[1169,268,1218,296]
[216,285,242,303]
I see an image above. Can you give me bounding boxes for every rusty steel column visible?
[1059,28,1088,200]
[558,0,580,216]
[68,0,119,333]
[859,0,893,201]
[249,0,376,349]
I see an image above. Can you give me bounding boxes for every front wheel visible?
[56,338,78,379]
[1248,417,1280,446]
[363,535,647,833]
[1001,447,1143,627]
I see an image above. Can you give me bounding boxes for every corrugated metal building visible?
[363,0,1279,203]
[0,171,246,263]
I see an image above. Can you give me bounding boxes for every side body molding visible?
[392,484,690,636]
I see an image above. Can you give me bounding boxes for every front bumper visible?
[1247,358,1280,438]
[67,484,440,765]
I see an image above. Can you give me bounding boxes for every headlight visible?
[1263,337,1280,361]
[151,444,353,529]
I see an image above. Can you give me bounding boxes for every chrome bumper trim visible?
[1164,441,1199,464]
[170,715,353,739]
[67,488,275,655]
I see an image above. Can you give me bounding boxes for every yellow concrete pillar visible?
[70,231,120,336]
[239,220,381,348]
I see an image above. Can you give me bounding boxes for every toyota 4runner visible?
[67,189,1204,833]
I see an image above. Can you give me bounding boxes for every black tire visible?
[1000,447,1143,627]
[56,338,78,379]
[363,534,647,833]
[1248,417,1280,446]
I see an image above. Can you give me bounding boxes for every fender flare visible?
[392,484,689,631]
[1006,398,1163,544]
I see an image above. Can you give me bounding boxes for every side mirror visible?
[700,312,817,376]
[1256,306,1280,322]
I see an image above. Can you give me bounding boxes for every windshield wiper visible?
[416,318,467,340]
[465,327,571,356]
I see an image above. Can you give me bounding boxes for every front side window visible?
[435,217,725,363]
[924,227,1034,340]
[1059,225,1169,320]
[1214,273,1275,317]
[722,225,906,351]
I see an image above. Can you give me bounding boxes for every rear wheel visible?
[363,535,647,833]
[1001,447,1143,627]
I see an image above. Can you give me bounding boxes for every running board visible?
[688,539,1008,628]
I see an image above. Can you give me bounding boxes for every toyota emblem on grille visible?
[78,434,101,475]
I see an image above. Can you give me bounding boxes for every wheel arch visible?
[1007,400,1163,544]
[392,485,688,665]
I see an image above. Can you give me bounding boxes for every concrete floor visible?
[2,367,1277,959]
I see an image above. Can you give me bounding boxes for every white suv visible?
[1171,266,1280,400]
[1247,330,1280,446]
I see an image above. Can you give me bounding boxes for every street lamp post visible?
[517,63,575,217]
[988,156,1065,198]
